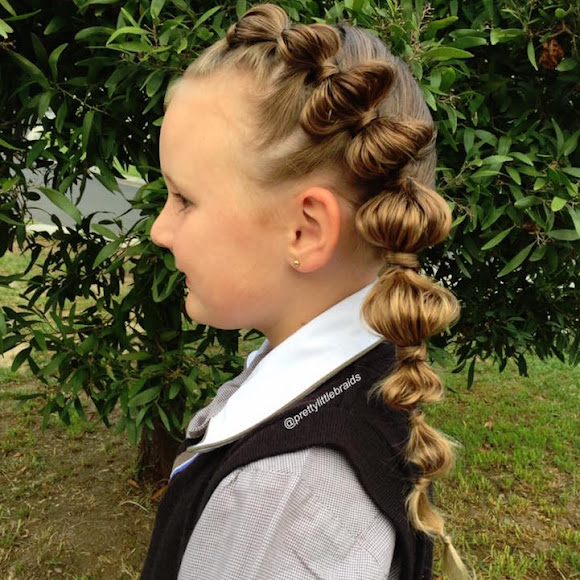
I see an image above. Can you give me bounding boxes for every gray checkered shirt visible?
[176,344,400,580]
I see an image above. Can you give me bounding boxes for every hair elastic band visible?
[384,250,419,269]
[356,109,381,132]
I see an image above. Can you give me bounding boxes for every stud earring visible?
[293,259,300,268]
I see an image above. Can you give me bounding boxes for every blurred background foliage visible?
[0,0,578,480]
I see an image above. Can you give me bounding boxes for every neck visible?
[261,270,378,347]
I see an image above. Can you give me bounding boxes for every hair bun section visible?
[355,180,452,255]
[300,63,395,137]
[278,25,341,78]
[347,118,435,183]
[226,4,289,48]
[364,271,459,346]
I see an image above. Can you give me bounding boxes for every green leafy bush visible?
[0,0,578,478]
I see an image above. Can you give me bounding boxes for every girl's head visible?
[152,4,467,576]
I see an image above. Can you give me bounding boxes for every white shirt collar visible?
[186,281,382,453]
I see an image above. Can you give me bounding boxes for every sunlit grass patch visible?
[430,356,580,579]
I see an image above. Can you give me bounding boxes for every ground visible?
[0,377,155,580]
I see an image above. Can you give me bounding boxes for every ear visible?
[289,187,342,273]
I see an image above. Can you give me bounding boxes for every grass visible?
[431,356,580,579]
[0,250,31,308]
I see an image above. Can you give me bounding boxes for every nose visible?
[150,206,173,250]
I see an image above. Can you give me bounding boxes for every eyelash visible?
[172,192,193,211]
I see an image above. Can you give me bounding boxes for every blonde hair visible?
[170,4,470,578]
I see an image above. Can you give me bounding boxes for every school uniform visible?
[141,283,433,580]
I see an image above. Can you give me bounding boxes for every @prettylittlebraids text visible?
[284,373,362,430]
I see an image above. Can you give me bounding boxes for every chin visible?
[185,297,242,330]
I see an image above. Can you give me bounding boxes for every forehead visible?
[160,72,257,185]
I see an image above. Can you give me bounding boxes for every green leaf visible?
[552,119,564,154]
[455,254,472,278]
[0,136,22,151]
[193,6,221,30]
[533,177,547,191]
[120,6,139,27]
[168,380,181,400]
[82,110,94,153]
[0,16,13,38]
[423,47,473,61]
[75,26,115,41]
[561,167,580,179]
[38,186,83,224]
[481,226,514,250]
[37,91,52,118]
[107,40,157,53]
[8,50,49,87]
[107,26,149,45]
[44,15,66,35]
[463,128,475,154]
[511,152,534,166]
[157,404,171,432]
[118,351,151,361]
[471,168,499,179]
[144,69,164,98]
[93,238,122,268]
[55,101,67,132]
[529,244,547,262]
[498,242,535,277]
[0,309,6,336]
[481,155,513,165]
[151,0,166,19]
[26,138,48,167]
[48,43,68,80]
[514,196,543,209]
[451,36,488,50]
[0,0,16,16]
[506,166,521,185]
[527,40,538,71]
[33,330,47,352]
[94,161,120,193]
[11,347,32,372]
[0,213,23,226]
[181,374,199,394]
[91,223,118,240]
[548,229,580,241]
[551,197,567,211]
[556,58,577,72]
[467,357,475,389]
[568,207,580,238]
[562,130,580,157]
[235,0,247,20]
[128,386,161,408]
[420,86,437,110]
[490,28,524,45]
[425,16,458,35]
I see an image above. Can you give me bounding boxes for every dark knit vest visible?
[141,342,433,580]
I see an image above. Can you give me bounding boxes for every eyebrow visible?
[162,173,180,189]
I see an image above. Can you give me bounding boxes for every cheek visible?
[171,219,197,262]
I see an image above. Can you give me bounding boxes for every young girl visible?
[143,4,470,579]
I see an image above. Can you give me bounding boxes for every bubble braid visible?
[176,5,470,578]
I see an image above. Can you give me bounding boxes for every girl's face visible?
[151,74,294,335]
